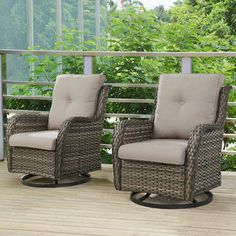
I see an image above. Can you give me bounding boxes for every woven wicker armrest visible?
[57,116,103,145]
[56,115,103,149]
[58,116,101,133]
[95,85,111,119]
[112,119,153,150]
[186,123,223,158]
[185,123,224,200]
[7,112,49,136]
[55,116,104,176]
[112,119,153,161]
[112,119,152,190]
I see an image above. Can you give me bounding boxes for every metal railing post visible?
[56,0,63,74]
[27,0,35,78]
[181,57,192,73]
[27,0,34,49]
[0,54,6,161]
[78,0,84,44]
[83,56,94,75]
[95,0,101,49]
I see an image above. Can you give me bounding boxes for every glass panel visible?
[62,0,82,49]
[83,0,96,49]
[33,1,57,49]
[0,1,28,93]
[100,0,108,50]
[0,0,27,49]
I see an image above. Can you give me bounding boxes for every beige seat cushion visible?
[9,130,59,151]
[153,74,224,139]
[48,74,105,129]
[118,139,188,165]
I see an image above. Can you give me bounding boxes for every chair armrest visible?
[186,123,223,162]
[112,119,153,190]
[57,116,102,135]
[185,123,224,200]
[112,119,153,154]
[95,85,111,119]
[55,116,104,169]
[112,119,153,161]
[6,113,49,170]
[7,112,49,136]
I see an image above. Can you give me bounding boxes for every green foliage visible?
[5,1,236,168]
[221,155,236,171]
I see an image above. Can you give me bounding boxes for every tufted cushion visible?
[153,74,224,139]
[48,74,105,129]
[119,139,188,165]
[9,130,59,151]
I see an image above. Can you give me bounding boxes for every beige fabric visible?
[9,130,59,151]
[118,139,188,165]
[48,74,105,129]
[153,74,224,139]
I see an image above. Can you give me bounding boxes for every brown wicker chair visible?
[112,74,231,208]
[7,74,110,187]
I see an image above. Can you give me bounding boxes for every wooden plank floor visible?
[0,161,236,236]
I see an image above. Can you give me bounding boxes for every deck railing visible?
[0,49,236,160]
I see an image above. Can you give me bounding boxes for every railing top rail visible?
[1,49,236,57]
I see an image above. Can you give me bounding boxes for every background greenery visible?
[3,0,236,169]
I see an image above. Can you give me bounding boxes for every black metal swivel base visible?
[130,191,213,209]
[21,173,91,188]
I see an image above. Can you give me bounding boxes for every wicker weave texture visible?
[113,86,231,201]
[11,147,56,178]
[112,120,153,190]
[121,160,185,199]
[7,85,111,180]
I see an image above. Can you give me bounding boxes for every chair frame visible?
[7,85,111,187]
[112,86,231,208]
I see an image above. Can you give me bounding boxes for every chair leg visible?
[21,173,91,188]
[130,191,213,209]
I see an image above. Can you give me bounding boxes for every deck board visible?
[0,162,236,236]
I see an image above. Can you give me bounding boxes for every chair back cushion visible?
[48,74,105,129]
[153,74,224,139]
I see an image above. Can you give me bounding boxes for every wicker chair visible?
[7,74,110,187]
[112,74,231,208]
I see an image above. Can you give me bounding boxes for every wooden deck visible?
[0,161,236,236]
